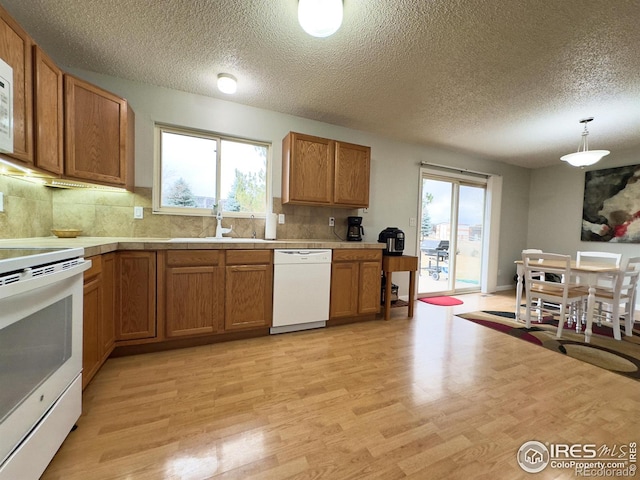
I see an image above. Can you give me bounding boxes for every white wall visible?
[528,146,640,258]
[67,68,531,295]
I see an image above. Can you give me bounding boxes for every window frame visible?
[153,124,272,218]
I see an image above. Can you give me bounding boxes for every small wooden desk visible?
[382,255,418,320]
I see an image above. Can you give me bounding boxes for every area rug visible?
[457,310,640,381]
[419,296,463,306]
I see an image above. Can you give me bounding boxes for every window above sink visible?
[153,124,271,219]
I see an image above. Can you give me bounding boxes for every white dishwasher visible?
[271,249,332,334]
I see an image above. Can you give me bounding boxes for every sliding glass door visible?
[418,169,486,296]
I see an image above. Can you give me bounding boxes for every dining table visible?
[514,258,621,343]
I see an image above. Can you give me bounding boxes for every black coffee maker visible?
[347,216,364,241]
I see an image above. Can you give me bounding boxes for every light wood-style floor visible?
[42,291,640,480]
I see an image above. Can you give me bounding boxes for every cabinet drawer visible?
[226,250,272,265]
[166,250,223,267]
[84,255,102,279]
[332,249,382,262]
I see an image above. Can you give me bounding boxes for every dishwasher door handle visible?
[274,249,332,264]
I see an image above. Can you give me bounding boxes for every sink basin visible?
[169,237,268,243]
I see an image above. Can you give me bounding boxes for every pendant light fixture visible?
[560,117,610,167]
[298,0,343,38]
[217,73,237,94]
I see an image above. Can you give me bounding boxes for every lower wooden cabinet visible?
[225,250,273,331]
[115,251,156,341]
[358,260,382,314]
[163,250,224,337]
[101,253,116,354]
[97,247,382,355]
[82,253,116,389]
[330,249,382,321]
[83,256,102,389]
[159,249,273,337]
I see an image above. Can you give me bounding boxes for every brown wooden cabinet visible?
[0,5,33,164]
[82,253,116,389]
[83,256,102,389]
[282,132,334,205]
[64,74,134,190]
[101,253,116,356]
[334,141,370,207]
[162,250,225,338]
[116,251,156,341]
[225,250,273,331]
[33,45,63,174]
[330,249,382,321]
[282,132,370,208]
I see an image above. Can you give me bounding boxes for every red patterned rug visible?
[457,310,640,381]
[419,296,463,306]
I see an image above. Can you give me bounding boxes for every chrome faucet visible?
[215,210,232,239]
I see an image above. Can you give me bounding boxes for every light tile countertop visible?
[0,237,385,257]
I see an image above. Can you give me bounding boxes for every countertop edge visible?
[0,237,386,258]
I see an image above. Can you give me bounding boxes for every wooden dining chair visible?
[522,252,586,337]
[569,251,624,333]
[575,251,622,284]
[521,249,544,319]
[577,256,640,340]
[576,251,622,266]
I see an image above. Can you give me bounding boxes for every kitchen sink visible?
[168,237,269,243]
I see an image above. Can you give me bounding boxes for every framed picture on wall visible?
[582,164,640,242]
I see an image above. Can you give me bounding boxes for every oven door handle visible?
[0,260,91,300]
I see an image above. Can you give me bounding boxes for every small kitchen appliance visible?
[378,227,405,256]
[347,216,364,241]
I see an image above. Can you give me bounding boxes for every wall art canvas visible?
[582,164,640,242]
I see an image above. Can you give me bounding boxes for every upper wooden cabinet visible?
[282,132,370,208]
[64,74,135,190]
[33,45,63,174]
[334,141,370,207]
[0,5,33,164]
[282,132,334,205]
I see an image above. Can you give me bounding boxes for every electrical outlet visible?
[329,217,335,227]
[409,217,416,227]
[0,192,4,212]
[133,206,143,219]
[361,208,369,214]
[278,214,285,224]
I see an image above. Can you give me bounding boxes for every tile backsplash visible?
[0,176,53,238]
[1,176,359,240]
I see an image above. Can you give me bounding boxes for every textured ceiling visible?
[2,0,639,168]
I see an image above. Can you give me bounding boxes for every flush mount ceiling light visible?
[298,0,343,38]
[217,73,237,94]
[560,117,610,167]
